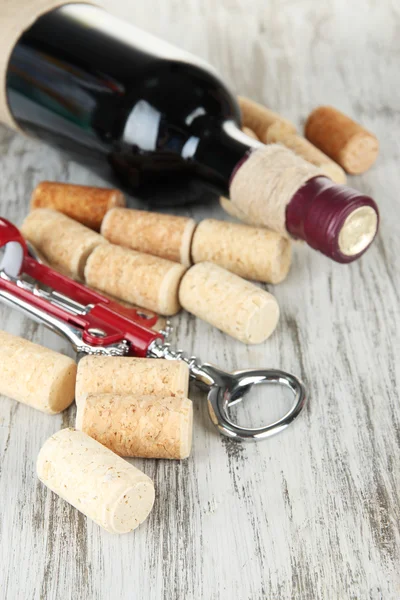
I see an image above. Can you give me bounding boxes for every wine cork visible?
[76,393,193,460]
[219,197,256,225]
[84,244,186,316]
[266,123,347,184]
[0,329,76,414]
[37,428,155,534]
[89,289,167,333]
[75,356,189,405]
[31,182,126,231]
[238,96,297,142]
[305,106,379,174]
[101,208,196,267]
[242,126,259,140]
[26,246,167,332]
[179,262,280,344]
[0,0,95,130]
[230,145,322,236]
[191,219,291,284]
[20,209,105,280]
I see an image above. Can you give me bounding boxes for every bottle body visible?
[7,3,258,204]
[4,1,379,262]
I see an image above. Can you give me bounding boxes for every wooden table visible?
[1,0,399,598]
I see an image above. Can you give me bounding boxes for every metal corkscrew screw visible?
[0,218,307,442]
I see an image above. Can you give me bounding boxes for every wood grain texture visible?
[1,0,399,598]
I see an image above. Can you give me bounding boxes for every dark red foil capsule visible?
[285,176,379,263]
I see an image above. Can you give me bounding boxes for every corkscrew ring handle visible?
[148,340,307,442]
[197,365,307,441]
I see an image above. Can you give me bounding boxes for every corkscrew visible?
[0,218,306,442]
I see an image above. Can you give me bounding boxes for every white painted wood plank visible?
[0,0,399,598]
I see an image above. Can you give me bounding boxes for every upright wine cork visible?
[101,208,196,266]
[0,329,76,414]
[179,262,280,344]
[305,106,379,174]
[191,219,291,284]
[266,122,347,184]
[31,182,126,231]
[21,209,105,280]
[84,244,186,316]
[75,356,189,404]
[230,145,322,236]
[76,393,193,460]
[238,96,297,142]
[37,428,155,534]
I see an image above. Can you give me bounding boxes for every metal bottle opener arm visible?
[0,218,307,442]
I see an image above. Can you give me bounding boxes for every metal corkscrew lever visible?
[0,218,306,442]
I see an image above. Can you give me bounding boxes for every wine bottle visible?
[1,1,379,263]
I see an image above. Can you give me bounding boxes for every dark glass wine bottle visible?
[4,3,379,263]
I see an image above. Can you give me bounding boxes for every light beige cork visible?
[0,329,76,414]
[305,106,379,174]
[88,288,167,333]
[219,197,257,225]
[84,244,186,316]
[229,145,323,237]
[101,208,196,267]
[238,96,297,143]
[0,0,95,130]
[21,208,105,280]
[76,393,193,460]
[179,262,280,344]
[37,428,155,534]
[242,126,259,140]
[31,182,126,231]
[26,246,167,332]
[75,356,189,405]
[266,122,347,184]
[191,219,291,284]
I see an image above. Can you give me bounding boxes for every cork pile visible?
[0,330,193,533]
[22,200,287,344]
[1,99,379,535]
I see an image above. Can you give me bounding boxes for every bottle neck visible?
[189,121,262,195]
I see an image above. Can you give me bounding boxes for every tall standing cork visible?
[266,122,347,184]
[238,96,297,142]
[21,208,105,280]
[191,219,291,284]
[305,106,379,174]
[101,208,196,266]
[31,182,126,231]
[76,393,193,460]
[37,428,155,534]
[84,244,186,315]
[0,329,76,414]
[75,356,189,405]
[179,262,280,344]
